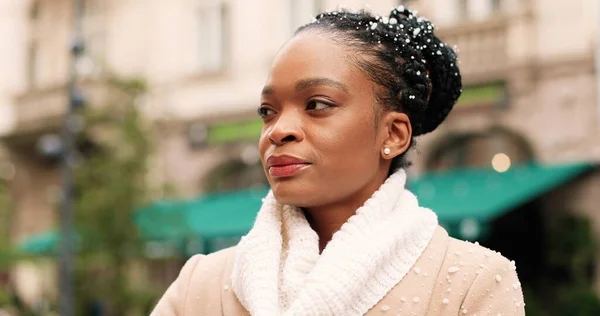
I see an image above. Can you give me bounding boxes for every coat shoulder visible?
[186,246,238,292]
[444,236,519,281]
[428,237,525,315]
[151,247,238,316]
[194,246,237,274]
[449,239,525,315]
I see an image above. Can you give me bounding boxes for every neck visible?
[303,170,389,252]
[303,206,353,253]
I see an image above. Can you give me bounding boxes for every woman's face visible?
[258,32,406,208]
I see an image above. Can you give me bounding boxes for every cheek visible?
[258,132,270,165]
[317,114,379,168]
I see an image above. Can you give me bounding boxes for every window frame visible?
[288,0,323,34]
[197,1,230,74]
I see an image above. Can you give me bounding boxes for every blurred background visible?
[0,0,599,315]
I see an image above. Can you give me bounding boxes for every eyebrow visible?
[261,86,275,96]
[295,77,349,93]
[261,77,349,96]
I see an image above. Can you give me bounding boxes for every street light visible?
[58,0,84,315]
[596,0,600,124]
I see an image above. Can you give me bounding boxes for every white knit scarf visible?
[231,169,438,315]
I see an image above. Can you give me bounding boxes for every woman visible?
[153,6,525,316]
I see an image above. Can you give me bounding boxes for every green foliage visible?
[0,181,11,269]
[547,213,597,286]
[0,154,17,270]
[556,286,600,316]
[0,156,18,310]
[524,212,600,316]
[73,77,156,315]
[526,284,600,316]
[523,286,548,316]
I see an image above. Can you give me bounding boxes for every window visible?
[28,1,40,88]
[203,158,268,193]
[29,0,40,20]
[458,0,469,20]
[27,42,38,88]
[491,0,503,13]
[198,2,229,73]
[398,0,418,8]
[81,0,106,61]
[455,0,502,22]
[289,0,322,32]
[81,0,98,17]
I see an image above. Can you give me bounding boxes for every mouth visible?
[266,155,311,178]
[269,163,310,177]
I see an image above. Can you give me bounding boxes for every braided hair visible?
[296,6,462,173]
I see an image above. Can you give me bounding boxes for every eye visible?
[257,106,276,118]
[306,100,334,111]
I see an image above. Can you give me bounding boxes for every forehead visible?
[266,32,372,91]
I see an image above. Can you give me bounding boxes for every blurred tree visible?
[72,76,157,315]
[0,158,12,269]
[524,212,600,315]
[0,152,16,311]
[0,161,11,309]
[547,213,597,286]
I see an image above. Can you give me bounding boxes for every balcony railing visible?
[12,80,112,135]
[437,17,509,85]
[13,85,68,133]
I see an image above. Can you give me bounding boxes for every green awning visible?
[135,161,593,244]
[18,231,59,255]
[18,162,594,255]
[185,187,269,238]
[134,186,268,239]
[132,186,270,255]
[408,161,592,223]
[134,200,191,241]
[16,231,78,256]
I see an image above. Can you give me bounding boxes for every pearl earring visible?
[383,148,391,155]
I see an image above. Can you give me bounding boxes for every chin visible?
[269,178,318,208]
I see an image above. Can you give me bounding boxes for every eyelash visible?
[257,99,335,118]
[306,100,334,111]
[257,106,274,118]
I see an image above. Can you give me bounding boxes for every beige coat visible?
[151,228,525,315]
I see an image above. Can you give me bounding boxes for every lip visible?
[266,155,311,177]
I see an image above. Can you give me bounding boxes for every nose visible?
[267,111,303,146]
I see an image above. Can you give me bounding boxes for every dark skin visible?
[258,32,413,252]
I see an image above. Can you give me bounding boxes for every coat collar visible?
[230,170,439,315]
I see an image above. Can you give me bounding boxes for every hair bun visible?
[389,7,462,136]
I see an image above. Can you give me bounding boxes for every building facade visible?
[0,0,599,306]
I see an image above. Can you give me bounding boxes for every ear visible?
[380,112,412,159]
